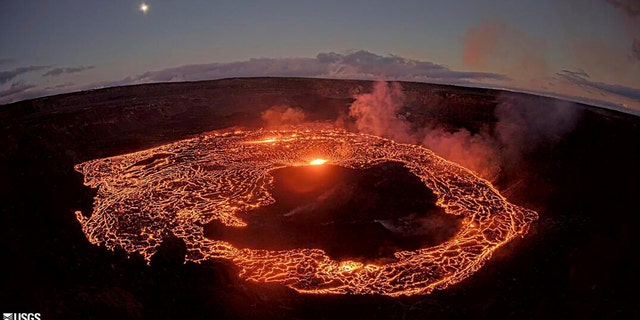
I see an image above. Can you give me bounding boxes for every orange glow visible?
[255,138,277,143]
[309,158,328,165]
[74,127,537,296]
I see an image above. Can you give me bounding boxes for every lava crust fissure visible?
[204,162,463,263]
[74,128,537,296]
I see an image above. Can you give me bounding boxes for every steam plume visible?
[346,81,579,182]
[348,81,414,143]
[421,128,501,181]
[261,105,307,127]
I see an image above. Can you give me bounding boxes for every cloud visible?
[0,65,48,84]
[605,0,640,18]
[0,80,50,105]
[0,64,93,103]
[0,81,37,97]
[317,50,509,82]
[133,57,325,82]
[462,18,549,78]
[0,51,508,105]
[132,50,509,85]
[44,82,76,90]
[556,69,640,101]
[604,0,640,61]
[557,69,589,80]
[43,65,94,77]
[1,50,638,115]
[632,37,640,60]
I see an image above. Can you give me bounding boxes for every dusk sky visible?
[1,0,639,113]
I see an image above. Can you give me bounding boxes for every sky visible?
[1,0,639,114]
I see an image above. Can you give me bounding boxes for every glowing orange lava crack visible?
[74,128,537,296]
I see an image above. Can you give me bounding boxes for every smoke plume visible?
[462,18,548,78]
[494,96,579,164]
[421,127,501,181]
[346,81,579,182]
[348,81,415,143]
[604,0,640,61]
[261,105,307,127]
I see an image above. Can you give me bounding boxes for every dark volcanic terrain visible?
[1,77,639,319]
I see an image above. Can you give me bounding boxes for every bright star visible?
[140,3,149,14]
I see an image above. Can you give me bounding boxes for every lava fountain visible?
[74,128,537,296]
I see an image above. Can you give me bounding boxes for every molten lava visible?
[309,158,328,165]
[74,128,537,296]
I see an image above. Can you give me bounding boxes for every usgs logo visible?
[3,314,41,320]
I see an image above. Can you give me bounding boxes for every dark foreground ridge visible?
[1,77,639,319]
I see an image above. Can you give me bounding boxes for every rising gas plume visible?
[346,81,578,182]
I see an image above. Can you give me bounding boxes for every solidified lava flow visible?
[74,128,537,296]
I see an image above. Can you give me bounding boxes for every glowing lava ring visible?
[74,128,537,296]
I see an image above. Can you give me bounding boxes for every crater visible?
[203,161,463,263]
